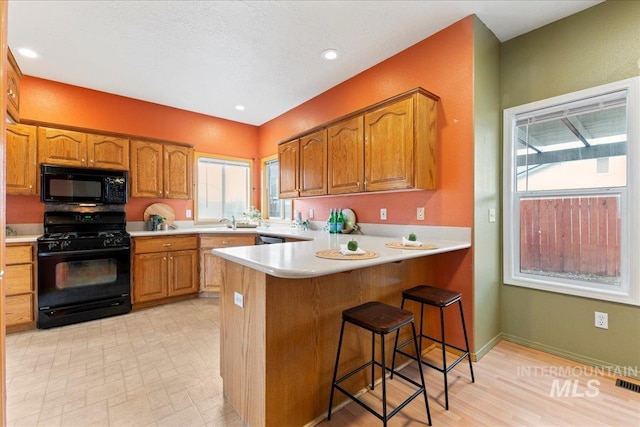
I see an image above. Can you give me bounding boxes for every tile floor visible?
[6,298,245,427]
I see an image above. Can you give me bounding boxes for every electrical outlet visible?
[595,311,608,329]
[417,207,425,220]
[234,292,244,308]
[380,208,387,220]
[186,209,192,218]
[309,209,314,219]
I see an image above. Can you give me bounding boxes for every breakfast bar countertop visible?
[212,230,471,279]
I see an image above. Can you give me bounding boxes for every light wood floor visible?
[319,340,640,427]
[6,298,639,426]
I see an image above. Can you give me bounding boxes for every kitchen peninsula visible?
[213,229,470,427]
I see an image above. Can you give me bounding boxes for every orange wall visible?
[259,17,475,229]
[7,77,259,223]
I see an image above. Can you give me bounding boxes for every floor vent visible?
[615,378,640,393]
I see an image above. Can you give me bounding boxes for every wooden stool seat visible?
[343,301,414,333]
[403,285,461,307]
[393,285,474,410]
[328,301,431,426]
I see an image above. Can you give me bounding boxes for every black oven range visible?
[37,211,131,329]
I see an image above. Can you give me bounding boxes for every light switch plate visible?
[380,208,387,220]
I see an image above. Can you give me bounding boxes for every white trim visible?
[503,77,640,306]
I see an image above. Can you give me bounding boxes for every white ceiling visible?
[8,0,602,126]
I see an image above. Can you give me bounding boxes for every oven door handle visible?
[38,247,130,257]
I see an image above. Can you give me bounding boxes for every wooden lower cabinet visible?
[5,243,36,332]
[199,234,254,293]
[132,235,198,304]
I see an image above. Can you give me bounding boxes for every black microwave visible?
[41,164,128,204]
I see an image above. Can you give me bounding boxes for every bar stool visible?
[328,301,431,426]
[392,285,474,410]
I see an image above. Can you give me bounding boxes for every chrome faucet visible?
[220,216,236,230]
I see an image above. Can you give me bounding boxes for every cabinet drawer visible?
[5,264,33,295]
[6,244,33,264]
[200,235,255,248]
[134,235,198,253]
[5,294,34,325]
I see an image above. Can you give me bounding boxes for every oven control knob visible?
[61,241,71,250]
[47,241,60,251]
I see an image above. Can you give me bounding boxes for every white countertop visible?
[212,230,470,279]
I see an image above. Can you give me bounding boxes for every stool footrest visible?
[332,365,426,424]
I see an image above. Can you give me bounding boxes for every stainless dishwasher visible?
[255,235,285,245]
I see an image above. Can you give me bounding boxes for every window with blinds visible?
[503,77,640,306]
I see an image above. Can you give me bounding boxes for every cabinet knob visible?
[7,89,14,98]
[163,257,167,261]
[163,243,172,247]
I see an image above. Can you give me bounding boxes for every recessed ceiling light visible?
[321,49,339,61]
[235,105,245,111]
[17,48,39,59]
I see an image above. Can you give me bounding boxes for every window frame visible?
[261,154,292,222]
[194,152,253,225]
[503,77,640,306]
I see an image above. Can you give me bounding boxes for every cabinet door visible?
[87,133,129,170]
[133,252,168,303]
[168,250,198,296]
[130,139,164,198]
[6,124,37,195]
[328,116,364,195]
[278,139,299,198]
[299,130,327,197]
[164,144,193,199]
[6,49,21,123]
[364,97,414,192]
[200,235,254,293]
[38,127,88,167]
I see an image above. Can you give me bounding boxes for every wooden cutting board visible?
[143,203,175,226]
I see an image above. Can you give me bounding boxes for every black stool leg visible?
[440,306,449,410]
[371,331,376,390]
[327,320,346,420]
[380,333,387,426]
[411,321,432,426]
[459,300,475,382]
[390,297,406,378]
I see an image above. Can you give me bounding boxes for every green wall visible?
[472,17,502,358]
[500,0,640,371]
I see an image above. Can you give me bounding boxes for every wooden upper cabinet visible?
[363,90,438,192]
[38,127,130,170]
[328,116,364,195]
[299,129,327,197]
[277,88,438,197]
[6,48,22,123]
[164,144,193,199]
[130,139,193,199]
[278,139,300,198]
[38,127,88,167]
[86,133,129,170]
[365,97,415,192]
[6,123,37,195]
[130,140,164,198]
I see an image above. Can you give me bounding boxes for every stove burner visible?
[38,211,129,253]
